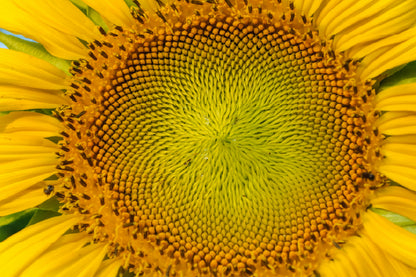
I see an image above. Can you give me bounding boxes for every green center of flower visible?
[57,2,381,276]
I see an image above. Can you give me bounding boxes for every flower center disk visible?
[59,1,378,276]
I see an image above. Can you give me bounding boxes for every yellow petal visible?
[372,186,416,223]
[377,112,416,136]
[0,112,60,202]
[376,83,416,112]
[81,0,135,27]
[137,0,160,13]
[344,238,387,276]
[318,236,366,277]
[380,139,416,169]
[0,1,87,60]
[0,160,57,200]
[0,49,67,90]
[359,233,414,276]
[299,0,325,18]
[38,242,108,277]
[359,33,416,80]
[382,134,416,146]
[21,233,92,277]
[313,0,416,80]
[382,249,416,276]
[381,137,416,182]
[314,0,342,33]
[378,164,416,191]
[0,111,61,137]
[0,132,59,164]
[317,0,376,37]
[319,232,415,276]
[350,25,416,61]
[94,258,123,277]
[0,215,79,277]
[380,140,416,172]
[0,181,47,216]
[0,85,68,105]
[363,210,416,268]
[0,85,69,111]
[333,1,416,52]
[14,0,101,42]
[0,145,57,162]
[319,263,348,277]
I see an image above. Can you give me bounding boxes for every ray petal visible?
[0,215,79,277]
[0,49,67,90]
[0,1,87,59]
[0,112,60,203]
[0,85,69,112]
[318,236,378,277]
[93,258,123,277]
[333,1,416,51]
[14,0,101,42]
[380,140,416,173]
[378,164,416,191]
[316,0,416,46]
[301,0,326,18]
[372,186,416,223]
[349,26,416,61]
[376,83,416,112]
[0,111,61,136]
[0,181,49,216]
[81,0,135,27]
[318,234,414,276]
[363,210,416,268]
[377,111,416,136]
[359,33,416,80]
[314,0,416,79]
[52,243,108,277]
[0,160,57,200]
[21,233,104,277]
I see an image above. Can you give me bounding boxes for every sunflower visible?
[0,0,416,276]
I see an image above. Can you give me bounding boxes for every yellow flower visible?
[0,0,416,276]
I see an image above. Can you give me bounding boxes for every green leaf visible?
[87,8,109,31]
[380,61,416,90]
[27,109,54,116]
[371,208,416,235]
[27,209,61,226]
[0,209,36,242]
[403,225,416,234]
[69,0,89,10]
[0,31,71,74]
[45,136,63,144]
[124,0,137,7]
[37,196,61,212]
[70,0,109,31]
[0,206,61,242]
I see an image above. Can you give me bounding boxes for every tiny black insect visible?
[362,172,375,181]
[43,185,54,195]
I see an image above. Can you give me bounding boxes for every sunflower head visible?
[0,0,416,276]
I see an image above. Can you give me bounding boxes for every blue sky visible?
[0,29,9,48]
[0,29,35,49]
